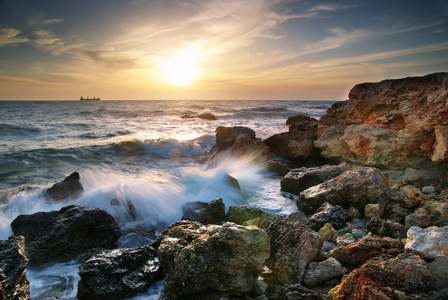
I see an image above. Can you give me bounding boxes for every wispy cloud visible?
[308,4,357,12]
[33,29,83,55]
[0,28,29,47]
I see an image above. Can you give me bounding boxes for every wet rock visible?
[308,202,348,231]
[329,236,404,270]
[365,218,408,239]
[298,167,391,215]
[226,205,263,225]
[266,218,322,284]
[182,198,225,224]
[11,205,120,266]
[77,245,162,300]
[303,257,345,289]
[280,164,349,195]
[215,126,256,150]
[326,254,436,300]
[0,236,29,300]
[399,185,424,209]
[45,172,83,202]
[197,112,217,120]
[157,221,269,299]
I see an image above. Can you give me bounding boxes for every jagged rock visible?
[405,226,448,260]
[364,203,384,219]
[365,218,408,239]
[156,221,269,299]
[0,236,29,300]
[280,164,349,195]
[182,198,225,224]
[303,257,345,289]
[329,236,404,269]
[399,185,424,209]
[77,246,162,300]
[45,172,83,202]
[270,284,321,300]
[308,202,348,231]
[319,223,338,244]
[11,205,120,266]
[226,205,263,225]
[315,73,448,185]
[298,167,391,215]
[215,126,256,150]
[266,218,322,284]
[326,254,436,300]
[404,200,448,228]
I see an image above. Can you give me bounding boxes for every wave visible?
[0,123,42,137]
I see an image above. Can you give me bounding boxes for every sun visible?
[157,46,203,87]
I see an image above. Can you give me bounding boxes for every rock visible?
[329,236,404,269]
[266,218,322,284]
[270,284,321,300]
[264,115,320,160]
[157,221,269,299]
[298,167,391,215]
[347,207,361,219]
[284,211,308,225]
[406,200,448,228]
[365,218,408,239]
[197,112,217,120]
[215,126,256,150]
[422,185,441,194]
[44,172,83,202]
[77,245,162,300]
[326,254,436,300]
[280,164,349,195]
[182,198,225,224]
[0,236,29,300]
[319,223,338,244]
[405,226,448,260]
[303,257,345,289]
[11,205,120,266]
[364,203,384,219]
[336,233,356,246]
[399,185,424,209]
[315,73,448,184]
[308,202,348,231]
[226,205,263,225]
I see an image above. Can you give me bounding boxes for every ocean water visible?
[0,100,335,299]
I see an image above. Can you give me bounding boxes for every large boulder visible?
[11,205,120,266]
[156,221,270,299]
[326,254,436,300]
[45,172,83,202]
[298,167,391,215]
[266,218,322,284]
[77,245,162,300]
[226,205,263,225]
[280,163,349,195]
[181,198,226,224]
[315,73,448,184]
[328,236,404,269]
[0,236,29,300]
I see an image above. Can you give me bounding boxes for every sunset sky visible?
[1,0,447,100]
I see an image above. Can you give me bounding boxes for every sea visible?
[0,100,336,299]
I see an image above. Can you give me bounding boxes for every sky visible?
[0,0,447,100]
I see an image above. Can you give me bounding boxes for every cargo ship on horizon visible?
[80,96,100,101]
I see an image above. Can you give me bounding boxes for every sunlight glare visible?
[157,46,203,87]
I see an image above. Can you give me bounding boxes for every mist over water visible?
[0,100,335,298]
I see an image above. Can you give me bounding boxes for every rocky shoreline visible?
[1,72,448,299]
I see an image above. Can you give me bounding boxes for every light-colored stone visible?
[319,223,338,244]
[303,258,345,288]
[399,185,423,209]
[364,203,383,219]
[405,226,448,259]
[432,126,448,162]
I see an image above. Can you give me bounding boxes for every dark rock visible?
[264,131,317,160]
[77,245,162,300]
[286,114,319,134]
[157,221,269,299]
[266,218,322,284]
[308,202,348,231]
[45,172,83,202]
[281,164,349,195]
[182,198,226,224]
[326,254,436,300]
[0,236,29,300]
[197,112,218,120]
[298,167,391,215]
[328,236,404,270]
[270,284,321,300]
[215,126,257,150]
[226,205,263,225]
[303,257,345,289]
[365,218,408,239]
[11,205,120,266]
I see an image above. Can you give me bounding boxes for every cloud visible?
[0,27,29,47]
[78,49,141,68]
[33,29,83,55]
[308,4,357,12]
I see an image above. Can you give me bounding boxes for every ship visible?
[80,96,100,101]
